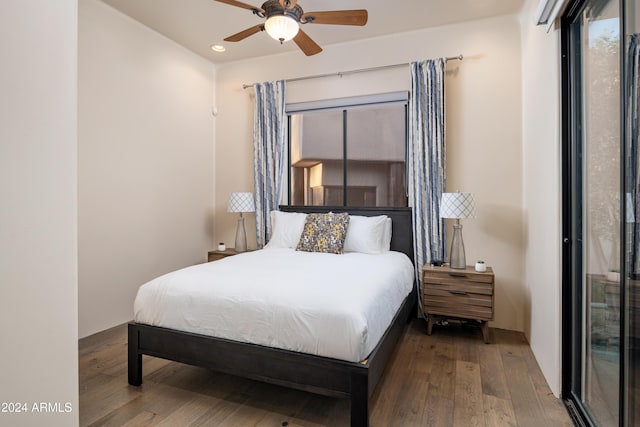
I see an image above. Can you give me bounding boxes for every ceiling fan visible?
[215,0,368,56]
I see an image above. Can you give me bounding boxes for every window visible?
[286,93,408,207]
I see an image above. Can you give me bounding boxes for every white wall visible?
[215,15,525,332]
[78,0,215,338]
[519,0,562,396]
[0,1,79,426]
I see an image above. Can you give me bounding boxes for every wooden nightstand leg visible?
[427,315,436,335]
[480,321,490,344]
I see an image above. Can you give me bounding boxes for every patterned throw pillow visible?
[296,213,350,254]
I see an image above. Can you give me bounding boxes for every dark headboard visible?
[279,206,414,263]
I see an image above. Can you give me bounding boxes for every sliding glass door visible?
[563,0,622,425]
[563,0,640,424]
[624,1,640,425]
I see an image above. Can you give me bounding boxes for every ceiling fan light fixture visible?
[264,14,299,43]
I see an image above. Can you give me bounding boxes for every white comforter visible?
[134,248,414,362]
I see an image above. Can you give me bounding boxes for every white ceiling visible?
[101,0,526,64]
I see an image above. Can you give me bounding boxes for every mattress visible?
[133,248,414,362]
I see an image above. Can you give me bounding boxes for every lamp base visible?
[449,222,466,269]
[235,215,247,252]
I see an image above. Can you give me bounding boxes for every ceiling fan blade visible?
[293,29,322,56]
[302,10,368,26]
[224,24,264,42]
[215,0,264,13]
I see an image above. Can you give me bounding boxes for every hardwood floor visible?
[79,319,573,427]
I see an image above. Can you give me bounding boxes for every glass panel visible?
[345,104,406,207]
[575,0,621,425]
[289,110,344,206]
[288,100,408,207]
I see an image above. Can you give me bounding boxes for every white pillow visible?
[343,215,391,254]
[264,211,307,249]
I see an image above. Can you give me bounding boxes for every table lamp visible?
[440,192,476,269]
[228,192,255,252]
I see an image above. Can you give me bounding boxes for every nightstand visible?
[207,248,250,262]
[422,264,495,343]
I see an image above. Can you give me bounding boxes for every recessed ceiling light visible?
[210,44,226,53]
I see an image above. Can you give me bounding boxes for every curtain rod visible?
[242,54,463,89]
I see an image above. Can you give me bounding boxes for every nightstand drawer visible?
[423,287,493,307]
[423,289,493,320]
[422,279,493,296]
[208,248,252,262]
[208,253,227,262]
[422,270,494,286]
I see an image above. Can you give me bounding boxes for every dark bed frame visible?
[128,206,415,427]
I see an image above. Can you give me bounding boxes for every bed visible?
[128,206,416,427]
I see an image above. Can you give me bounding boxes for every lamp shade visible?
[264,14,299,42]
[228,192,255,213]
[440,192,476,219]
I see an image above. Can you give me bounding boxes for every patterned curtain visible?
[253,80,286,248]
[408,58,447,298]
[628,34,640,276]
